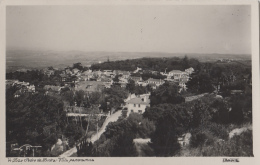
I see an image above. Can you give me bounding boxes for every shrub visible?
[190,130,215,148]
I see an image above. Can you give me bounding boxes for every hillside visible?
[6,49,251,72]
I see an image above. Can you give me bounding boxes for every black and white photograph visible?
[2,0,259,162]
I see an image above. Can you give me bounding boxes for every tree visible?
[150,82,184,106]
[210,99,229,124]
[150,105,190,156]
[74,90,87,107]
[134,85,147,95]
[181,55,190,70]
[186,72,215,94]
[126,79,136,94]
[112,75,120,84]
[191,100,211,128]
[103,86,128,111]
[6,92,67,155]
[91,113,154,157]
[72,62,84,70]
[61,90,74,106]
[229,101,244,124]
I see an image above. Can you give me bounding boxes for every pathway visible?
[59,110,122,157]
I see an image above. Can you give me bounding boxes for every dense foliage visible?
[6,89,67,156]
[149,104,191,156]
[91,57,200,72]
[90,113,155,156]
[150,82,185,106]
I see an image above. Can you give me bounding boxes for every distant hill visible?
[6,49,251,72]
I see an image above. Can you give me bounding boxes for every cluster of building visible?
[40,66,195,95]
[6,80,35,98]
[7,66,194,116]
[43,66,195,116]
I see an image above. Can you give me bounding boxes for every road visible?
[59,110,122,157]
[90,110,122,143]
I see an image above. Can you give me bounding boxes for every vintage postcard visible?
[0,0,259,165]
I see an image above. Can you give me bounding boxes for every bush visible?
[190,130,215,148]
[188,129,253,156]
[206,123,229,140]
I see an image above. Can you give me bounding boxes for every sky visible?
[6,5,251,54]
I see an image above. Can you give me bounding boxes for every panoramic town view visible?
[6,5,252,157]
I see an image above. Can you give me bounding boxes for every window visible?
[134,104,136,107]
[138,110,142,114]
[138,104,140,107]
[131,110,134,113]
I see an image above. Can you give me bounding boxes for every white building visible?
[178,133,191,147]
[103,70,113,76]
[133,67,142,73]
[168,70,188,80]
[146,78,164,86]
[185,67,194,75]
[179,78,189,91]
[125,93,150,116]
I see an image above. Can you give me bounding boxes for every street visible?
[59,110,122,157]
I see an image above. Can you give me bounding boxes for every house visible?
[148,83,157,90]
[82,70,92,76]
[118,77,128,88]
[13,81,29,87]
[44,85,62,93]
[72,68,80,74]
[60,74,72,82]
[45,70,55,77]
[100,77,113,88]
[6,80,16,86]
[133,67,142,73]
[125,93,150,116]
[151,71,159,75]
[130,76,143,84]
[14,90,22,98]
[168,70,188,80]
[178,133,191,147]
[120,82,127,88]
[160,72,168,76]
[118,71,131,79]
[27,85,35,93]
[75,81,105,93]
[65,68,72,75]
[79,75,89,81]
[113,70,119,75]
[92,70,102,78]
[179,78,189,91]
[230,90,244,95]
[146,78,164,87]
[185,67,194,75]
[103,70,113,76]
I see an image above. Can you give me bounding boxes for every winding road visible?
[59,110,122,157]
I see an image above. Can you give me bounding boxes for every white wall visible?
[127,103,147,116]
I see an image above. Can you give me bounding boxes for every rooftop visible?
[126,97,150,105]
[75,81,105,92]
[147,78,163,82]
[169,70,184,73]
